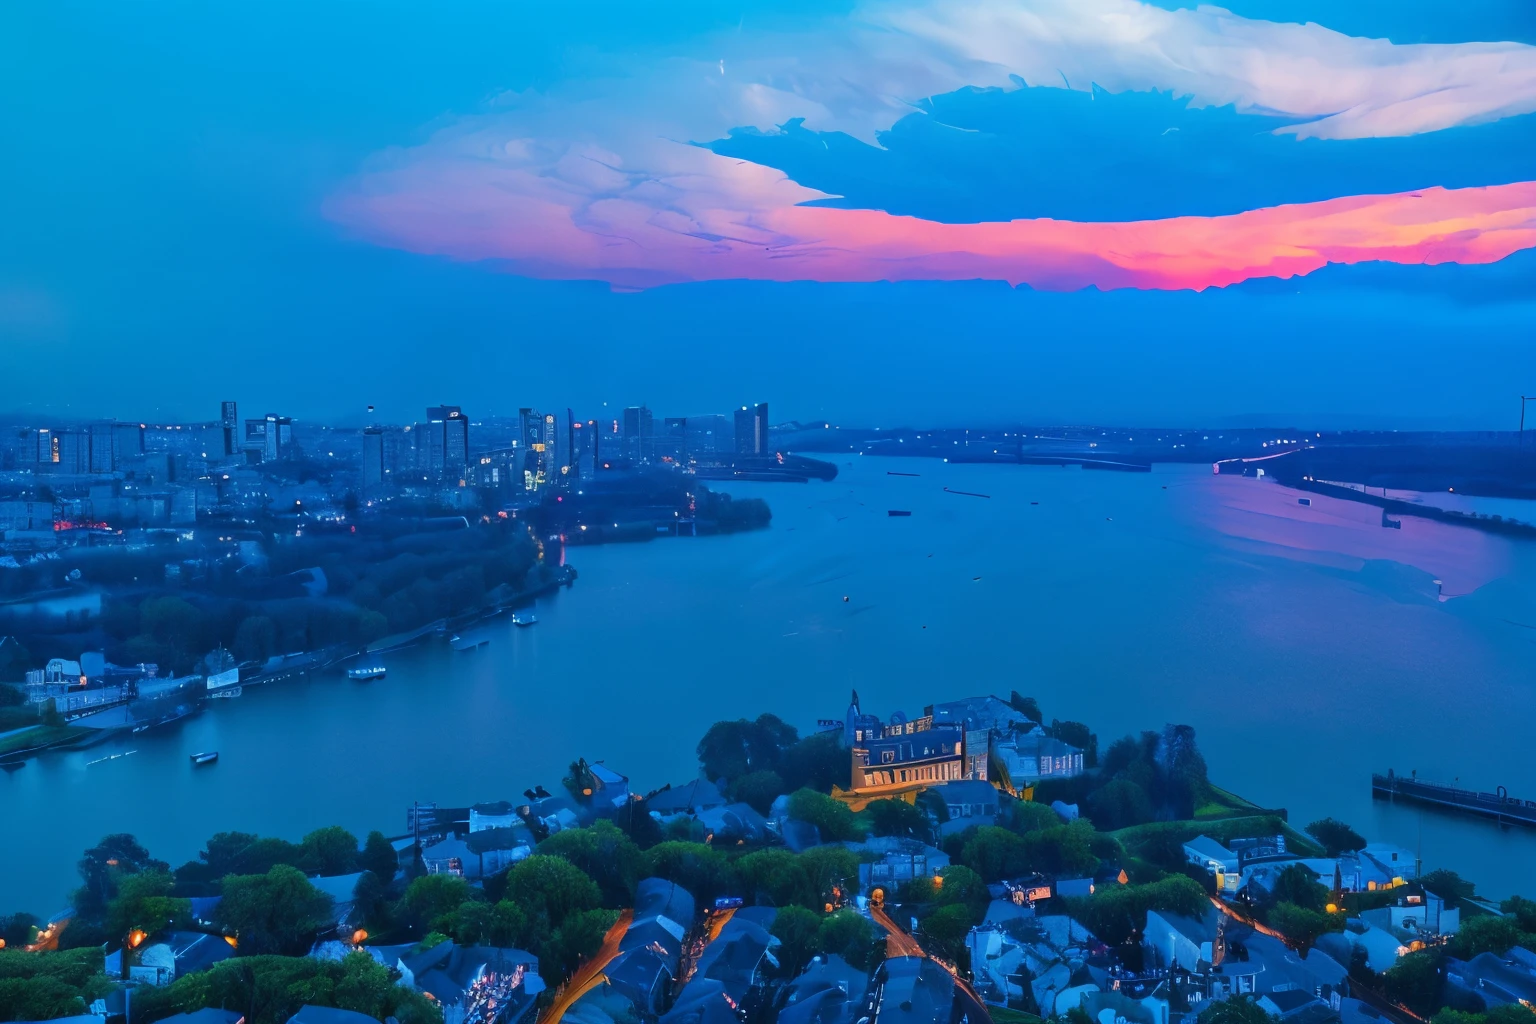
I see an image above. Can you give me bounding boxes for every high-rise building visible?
[112,422,145,461]
[88,423,115,473]
[425,406,469,480]
[362,427,385,492]
[221,401,239,457]
[54,431,88,473]
[685,414,729,457]
[542,413,558,478]
[522,408,552,488]
[622,405,653,463]
[734,403,768,456]
[263,414,293,463]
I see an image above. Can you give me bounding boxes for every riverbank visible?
[6,459,1536,914]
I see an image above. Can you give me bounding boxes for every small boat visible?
[0,760,25,773]
[512,612,537,627]
[887,510,912,517]
[348,666,387,681]
[451,635,488,651]
[190,751,219,766]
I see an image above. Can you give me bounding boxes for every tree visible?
[961,827,1030,883]
[799,846,861,908]
[770,906,824,977]
[1086,779,1154,830]
[1421,870,1476,902]
[0,913,40,949]
[729,771,787,815]
[504,855,601,929]
[1007,692,1042,724]
[1266,903,1337,953]
[451,900,532,949]
[935,865,989,919]
[867,798,932,841]
[1000,799,1060,836]
[1450,915,1529,959]
[780,732,850,792]
[105,870,190,943]
[398,875,475,934]
[1304,818,1366,857]
[1198,996,1275,1024]
[74,834,169,920]
[537,821,643,907]
[818,909,878,970]
[541,908,620,986]
[920,904,975,964]
[696,714,799,783]
[787,789,864,842]
[1501,895,1536,933]
[644,842,739,905]
[163,950,441,1024]
[1384,949,1445,1017]
[0,948,111,1024]
[1070,875,1209,946]
[301,827,360,877]
[737,850,816,909]
[1021,820,1099,879]
[217,866,335,956]
[1269,865,1328,913]
[1155,724,1208,819]
[360,831,398,884]
[232,616,278,664]
[1050,720,1099,768]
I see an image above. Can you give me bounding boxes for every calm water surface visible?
[6,458,1536,914]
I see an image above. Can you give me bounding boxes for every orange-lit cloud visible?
[329,144,1536,291]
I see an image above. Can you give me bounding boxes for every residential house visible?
[694,802,771,844]
[284,1008,382,1024]
[420,831,528,880]
[841,693,967,793]
[308,873,367,933]
[932,780,1001,835]
[1446,948,1536,1011]
[597,878,698,1019]
[779,955,870,1024]
[851,837,950,895]
[993,732,1084,787]
[397,942,543,1024]
[646,778,728,822]
[588,762,631,809]
[1359,844,1418,885]
[156,1011,245,1024]
[928,695,1037,781]
[671,907,779,1014]
[468,802,520,832]
[123,932,235,986]
[1261,991,1339,1023]
[1183,836,1239,875]
[873,955,988,1024]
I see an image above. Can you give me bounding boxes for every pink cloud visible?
[327,143,1536,291]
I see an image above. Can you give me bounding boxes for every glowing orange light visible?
[128,930,147,949]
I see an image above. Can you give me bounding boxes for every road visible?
[537,909,632,1024]
[871,904,926,958]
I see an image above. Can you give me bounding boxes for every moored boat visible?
[512,612,537,627]
[190,751,219,766]
[348,666,387,681]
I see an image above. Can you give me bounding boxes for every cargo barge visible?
[1372,769,1536,827]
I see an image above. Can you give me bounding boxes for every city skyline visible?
[4,3,1536,428]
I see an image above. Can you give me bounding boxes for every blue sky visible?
[2,1,1534,428]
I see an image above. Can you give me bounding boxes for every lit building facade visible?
[843,691,967,792]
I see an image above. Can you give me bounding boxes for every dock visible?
[1372,769,1536,827]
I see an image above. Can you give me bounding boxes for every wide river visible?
[7,458,1536,914]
